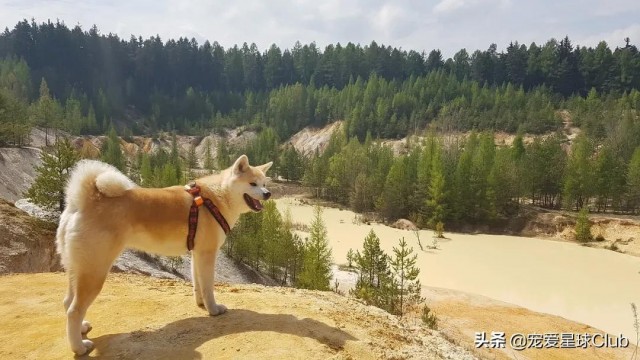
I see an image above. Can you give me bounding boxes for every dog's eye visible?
[250,182,257,187]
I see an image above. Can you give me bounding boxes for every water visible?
[276,198,640,342]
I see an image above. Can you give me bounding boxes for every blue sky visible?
[1,0,639,56]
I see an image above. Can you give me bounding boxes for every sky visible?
[1,0,639,57]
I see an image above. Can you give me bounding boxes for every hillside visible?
[0,199,60,273]
[0,147,41,202]
[0,273,475,360]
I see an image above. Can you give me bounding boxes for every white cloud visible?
[433,0,466,14]
[433,0,511,14]
[0,0,637,58]
[371,3,414,40]
[578,24,640,50]
[589,0,640,17]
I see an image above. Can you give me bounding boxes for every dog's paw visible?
[208,304,227,316]
[81,320,92,334]
[72,339,94,356]
[194,291,204,306]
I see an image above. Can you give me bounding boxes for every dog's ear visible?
[257,161,273,174]
[233,155,250,174]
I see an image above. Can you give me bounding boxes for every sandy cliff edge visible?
[0,273,475,360]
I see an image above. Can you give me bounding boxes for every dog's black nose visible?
[263,191,271,200]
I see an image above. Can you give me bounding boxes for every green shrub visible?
[575,207,593,243]
[421,304,438,330]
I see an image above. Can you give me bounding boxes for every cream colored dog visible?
[56,155,272,355]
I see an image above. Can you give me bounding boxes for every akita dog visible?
[56,155,272,355]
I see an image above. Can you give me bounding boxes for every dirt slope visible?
[521,207,640,256]
[288,121,343,155]
[0,200,61,273]
[422,287,638,360]
[0,147,41,202]
[0,273,475,360]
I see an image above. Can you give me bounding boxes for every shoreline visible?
[271,188,640,258]
[274,195,640,353]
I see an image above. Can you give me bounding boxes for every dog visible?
[56,154,272,355]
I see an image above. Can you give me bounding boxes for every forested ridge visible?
[3,20,640,224]
[1,19,640,143]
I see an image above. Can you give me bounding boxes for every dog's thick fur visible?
[57,155,272,355]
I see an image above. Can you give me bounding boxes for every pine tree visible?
[626,147,640,214]
[203,138,214,173]
[168,131,183,183]
[85,105,99,134]
[216,137,230,169]
[471,132,495,221]
[453,137,474,221]
[261,200,285,279]
[593,144,625,212]
[297,206,332,291]
[350,173,372,212]
[575,206,592,242]
[352,229,392,311]
[101,124,125,171]
[286,232,305,285]
[488,147,518,216]
[280,208,304,285]
[346,249,355,268]
[63,95,83,135]
[377,157,407,221]
[25,137,79,212]
[279,145,304,181]
[159,163,179,187]
[564,135,594,210]
[511,132,526,203]
[33,78,61,146]
[0,90,30,146]
[187,143,197,169]
[303,149,328,198]
[389,237,423,317]
[413,134,435,225]
[140,153,153,187]
[421,304,438,330]
[426,142,446,229]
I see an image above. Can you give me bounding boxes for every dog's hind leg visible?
[63,272,93,335]
[194,250,227,316]
[191,255,204,307]
[59,217,93,336]
[65,240,123,355]
[66,268,110,355]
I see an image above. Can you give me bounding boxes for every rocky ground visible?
[0,199,61,274]
[0,147,41,202]
[0,273,476,360]
[421,287,638,360]
[521,207,640,257]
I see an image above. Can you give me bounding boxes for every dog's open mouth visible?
[243,193,263,212]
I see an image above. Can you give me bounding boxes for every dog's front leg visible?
[191,255,204,307]
[194,250,227,316]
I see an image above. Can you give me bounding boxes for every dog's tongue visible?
[253,198,263,210]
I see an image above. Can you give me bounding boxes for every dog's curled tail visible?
[65,160,135,212]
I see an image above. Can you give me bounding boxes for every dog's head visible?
[228,155,273,213]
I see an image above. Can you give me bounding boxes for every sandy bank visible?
[0,273,475,359]
[275,197,640,347]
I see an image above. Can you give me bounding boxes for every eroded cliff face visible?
[0,199,61,274]
[0,147,41,203]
